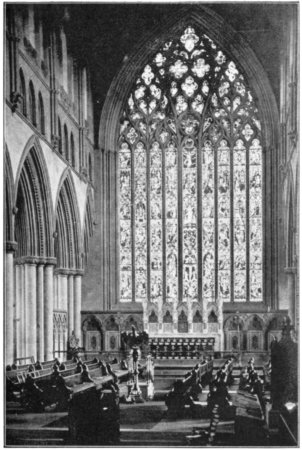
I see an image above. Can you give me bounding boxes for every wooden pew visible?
[6,358,74,383]
[165,360,213,417]
[16,359,128,413]
[68,383,120,445]
[214,357,234,386]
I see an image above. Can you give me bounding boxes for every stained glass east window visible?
[119,26,263,304]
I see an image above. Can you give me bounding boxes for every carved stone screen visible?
[119,26,263,305]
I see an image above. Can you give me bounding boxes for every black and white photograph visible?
[4,1,299,446]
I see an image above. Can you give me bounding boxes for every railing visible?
[53,350,69,359]
[80,351,123,362]
[14,356,35,366]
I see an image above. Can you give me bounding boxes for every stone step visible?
[6,437,65,446]
[5,427,68,446]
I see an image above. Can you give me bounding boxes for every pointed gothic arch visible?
[38,91,45,135]
[284,167,296,269]
[64,123,69,162]
[83,187,94,269]
[19,68,27,116]
[99,5,280,310]
[28,80,36,127]
[58,117,63,155]
[5,148,15,242]
[100,6,278,150]
[70,132,75,167]
[54,170,82,269]
[14,136,53,258]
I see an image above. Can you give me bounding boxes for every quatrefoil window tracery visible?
[119,25,263,305]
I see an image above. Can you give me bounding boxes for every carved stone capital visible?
[55,268,84,277]
[14,255,56,266]
[22,256,41,265]
[55,268,72,276]
[44,257,57,267]
[6,241,18,253]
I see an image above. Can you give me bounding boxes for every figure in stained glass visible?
[119,24,263,304]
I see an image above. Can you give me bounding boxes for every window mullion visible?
[131,145,136,303]
[246,141,250,301]
[162,142,166,305]
[197,133,203,306]
[146,132,151,305]
[230,114,234,303]
[177,128,183,305]
[214,131,218,303]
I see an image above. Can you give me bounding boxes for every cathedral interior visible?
[4,2,299,447]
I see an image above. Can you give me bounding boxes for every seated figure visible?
[121,359,128,370]
[100,361,109,376]
[35,361,43,370]
[239,367,250,390]
[22,374,45,412]
[51,364,61,382]
[166,380,190,417]
[55,375,73,410]
[75,362,83,374]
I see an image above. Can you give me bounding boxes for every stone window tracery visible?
[119,26,263,304]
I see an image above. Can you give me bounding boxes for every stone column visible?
[285,268,297,325]
[44,261,55,361]
[36,263,45,361]
[59,273,68,311]
[188,301,193,334]
[5,242,17,364]
[25,262,37,360]
[173,304,178,334]
[218,301,224,351]
[202,300,208,334]
[142,302,148,334]
[15,263,21,359]
[21,264,26,357]
[68,273,75,336]
[74,272,83,346]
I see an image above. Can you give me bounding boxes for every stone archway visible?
[246,315,264,351]
[104,315,120,352]
[224,315,244,351]
[266,315,284,350]
[82,315,103,352]
[97,5,279,316]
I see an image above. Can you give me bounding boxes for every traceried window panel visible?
[119,143,132,301]
[134,142,147,302]
[150,142,163,302]
[165,141,178,301]
[217,140,231,302]
[118,26,263,304]
[202,141,215,300]
[183,138,198,301]
[249,139,263,301]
